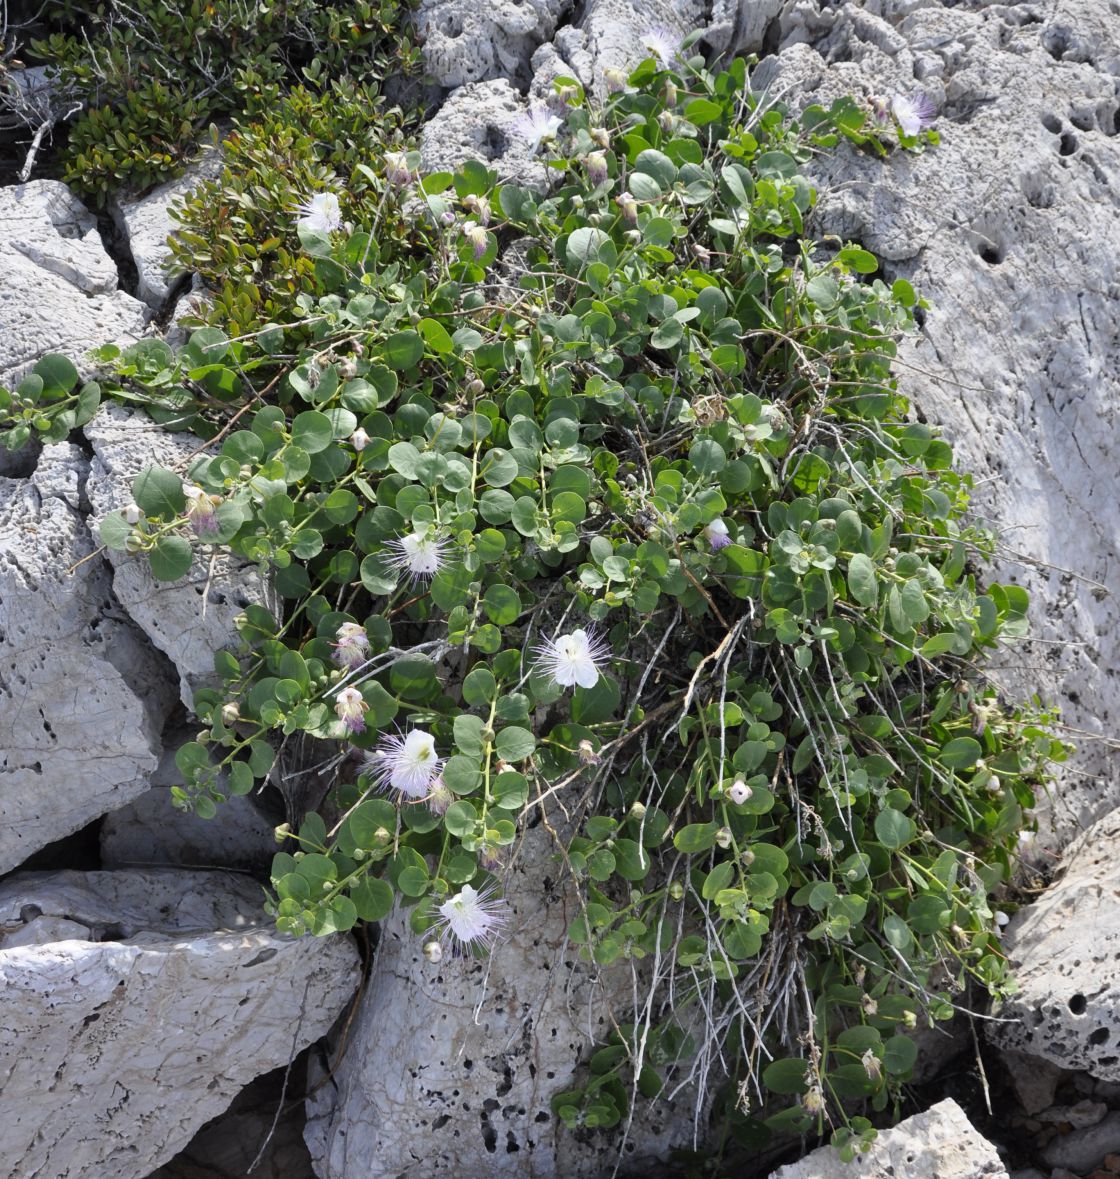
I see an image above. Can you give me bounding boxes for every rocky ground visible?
[0,0,1117,1176]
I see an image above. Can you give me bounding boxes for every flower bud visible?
[372,826,391,847]
[616,191,638,224]
[663,80,678,105]
[124,502,142,524]
[669,881,684,901]
[220,701,240,726]
[803,1084,824,1114]
[657,110,675,133]
[585,150,608,187]
[728,778,752,806]
[628,801,647,821]
[467,378,485,395]
[715,826,733,850]
[350,427,370,452]
[603,69,627,94]
[339,357,358,380]
[423,939,443,963]
[861,993,878,1016]
[273,822,291,844]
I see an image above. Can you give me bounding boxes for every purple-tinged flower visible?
[616,191,638,225]
[462,219,489,261]
[385,528,448,583]
[464,193,491,226]
[334,686,368,734]
[296,191,342,234]
[184,483,222,538]
[585,150,608,187]
[433,883,509,951]
[332,622,370,671]
[350,427,370,452]
[516,106,563,155]
[705,518,731,551]
[642,27,682,69]
[891,91,937,137]
[384,150,412,189]
[427,775,452,816]
[603,67,628,94]
[536,628,610,690]
[364,728,443,799]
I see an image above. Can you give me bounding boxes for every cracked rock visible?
[0,181,148,386]
[0,868,360,1179]
[0,442,175,873]
[85,403,278,711]
[759,0,1120,845]
[304,828,691,1178]
[989,807,1120,1082]
[768,1098,1008,1178]
[417,0,570,88]
[110,149,222,313]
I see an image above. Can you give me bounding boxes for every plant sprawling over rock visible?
[0,41,1064,1163]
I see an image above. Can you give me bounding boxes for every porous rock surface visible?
[417,0,570,88]
[85,402,277,710]
[767,1098,1008,1178]
[0,442,174,873]
[0,180,148,385]
[0,868,359,1179]
[756,0,1120,843]
[304,829,689,1178]
[989,807,1120,1080]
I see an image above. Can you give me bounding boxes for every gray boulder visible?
[304,829,691,1178]
[0,181,147,386]
[0,869,359,1179]
[85,402,277,711]
[0,442,174,873]
[989,807,1120,1080]
[417,0,569,88]
[768,1098,1008,1178]
[759,0,1120,845]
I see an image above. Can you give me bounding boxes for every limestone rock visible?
[85,402,277,710]
[0,868,359,1179]
[760,0,1120,844]
[417,0,569,88]
[0,180,147,385]
[989,807,1120,1081]
[420,79,551,187]
[305,829,689,1178]
[553,0,706,99]
[1042,1111,1120,1173]
[767,1098,1008,1178]
[111,150,222,312]
[0,442,174,873]
[705,0,786,58]
[101,726,279,871]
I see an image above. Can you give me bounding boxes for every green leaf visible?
[351,877,394,922]
[149,536,193,582]
[419,318,454,354]
[132,466,185,518]
[566,226,611,267]
[874,808,915,850]
[98,510,133,550]
[33,353,79,395]
[483,584,521,625]
[385,330,424,370]
[762,1057,809,1095]
[938,736,982,769]
[291,411,333,454]
[674,822,717,853]
[495,726,536,762]
[882,1035,918,1076]
[846,553,878,607]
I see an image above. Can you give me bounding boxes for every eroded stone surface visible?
[0,869,359,1179]
[989,808,1120,1081]
[85,403,277,710]
[111,151,222,312]
[0,181,147,385]
[768,1098,1008,1178]
[0,443,173,873]
[759,0,1120,844]
[418,0,570,88]
[305,830,690,1178]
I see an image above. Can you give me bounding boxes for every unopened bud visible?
[467,378,485,395]
[628,801,647,821]
[423,940,443,963]
[350,427,370,452]
[861,993,878,1016]
[728,778,752,806]
[220,701,240,726]
[273,822,291,844]
[372,826,391,847]
[715,826,733,850]
[669,881,684,901]
[124,502,142,524]
[657,110,675,133]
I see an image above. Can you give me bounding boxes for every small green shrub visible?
[168,77,416,337]
[31,0,419,200]
[1,43,1064,1165]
